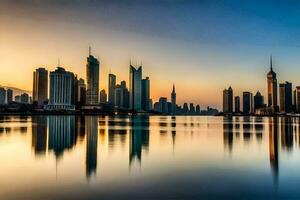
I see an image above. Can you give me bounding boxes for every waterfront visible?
[1,115,300,199]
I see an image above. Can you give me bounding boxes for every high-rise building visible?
[121,81,130,108]
[115,84,124,108]
[129,65,142,111]
[77,78,86,106]
[20,93,29,104]
[0,87,6,104]
[141,77,150,111]
[223,86,233,114]
[86,49,100,105]
[196,105,200,114]
[189,103,195,114]
[99,89,107,104]
[33,68,48,107]
[279,82,292,113]
[294,86,300,113]
[183,103,189,114]
[243,92,253,114]
[158,97,168,114]
[171,84,176,114]
[254,91,264,110]
[6,89,13,104]
[267,55,278,110]
[108,73,116,105]
[47,67,75,110]
[234,96,240,113]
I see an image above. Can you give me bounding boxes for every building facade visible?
[99,89,107,104]
[279,82,292,113]
[243,92,253,114]
[254,91,264,110]
[108,73,116,105]
[6,89,13,104]
[267,56,278,110]
[129,65,142,111]
[0,87,6,104]
[223,86,233,113]
[234,96,240,113]
[86,54,100,105]
[141,77,150,111]
[33,68,48,107]
[171,84,176,114]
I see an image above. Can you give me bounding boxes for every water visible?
[0,115,300,199]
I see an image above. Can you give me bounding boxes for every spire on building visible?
[89,45,91,56]
[172,84,175,93]
[270,54,273,71]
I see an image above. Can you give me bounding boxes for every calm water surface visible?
[0,115,300,199]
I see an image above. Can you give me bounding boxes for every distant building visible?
[108,73,116,105]
[15,95,21,102]
[254,91,264,110]
[6,89,13,104]
[141,77,150,111]
[243,92,253,114]
[129,65,142,111]
[183,103,189,114]
[86,49,100,105]
[99,89,107,104]
[190,103,195,114]
[115,84,124,108]
[159,97,168,114]
[47,67,75,110]
[267,55,278,110]
[0,87,6,104]
[294,86,300,113]
[171,84,176,114]
[196,105,200,114]
[234,96,240,113]
[77,78,86,106]
[121,81,129,108]
[20,93,29,104]
[223,86,233,114]
[279,81,292,113]
[33,68,48,107]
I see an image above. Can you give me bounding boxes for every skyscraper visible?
[243,92,253,114]
[0,87,6,104]
[33,68,48,107]
[47,67,75,110]
[171,84,176,114]
[115,84,124,108]
[77,78,86,106]
[141,77,150,111]
[223,86,233,114]
[129,65,142,111]
[108,73,116,105]
[267,55,278,110]
[294,86,300,113]
[86,48,100,105]
[6,89,13,104]
[234,96,240,113]
[254,91,264,110]
[99,89,107,104]
[158,97,168,114]
[279,82,292,113]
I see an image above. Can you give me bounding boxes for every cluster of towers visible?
[223,56,298,115]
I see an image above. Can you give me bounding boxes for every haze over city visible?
[2,0,300,109]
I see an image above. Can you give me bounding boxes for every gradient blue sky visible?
[1,0,300,108]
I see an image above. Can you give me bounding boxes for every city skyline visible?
[4,1,300,109]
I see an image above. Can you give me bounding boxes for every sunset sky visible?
[2,0,300,109]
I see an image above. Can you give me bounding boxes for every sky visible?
[2,0,300,109]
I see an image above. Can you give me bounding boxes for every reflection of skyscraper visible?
[31,116,47,155]
[267,56,278,110]
[280,117,293,151]
[129,116,149,165]
[223,116,233,152]
[85,116,98,179]
[269,117,279,184]
[48,116,76,158]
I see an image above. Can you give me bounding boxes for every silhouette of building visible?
[141,77,150,111]
[86,48,100,105]
[6,89,13,104]
[33,68,48,107]
[243,92,253,114]
[279,81,292,113]
[234,96,240,113]
[121,81,130,108]
[156,97,168,114]
[267,55,278,111]
[269,117,279,183]
[189,103,195,114]
[171,84,176,114]
[15,95,21,102]
[223,86,233,114]
[47,67,75,110]
[20,93,29,104]
[77,78,86,107]
[254,91,264,110]
[0,87,6,104]
[108,73,116,106]
[183,103,189,114]
[129,65,142,111]
[196,105,200,114]
[99,89,107,104]
[294,86,300,113]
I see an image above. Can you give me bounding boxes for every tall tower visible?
[108,73,116,105]
[86,48,100,105]
[171,84,176,114]
[267,55,278,109]
[129,65,142,111]
[223,86,233,113]
[141,77,150,111]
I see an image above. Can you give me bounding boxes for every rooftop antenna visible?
[89,45,91,56]
[270,54,273,71]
